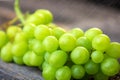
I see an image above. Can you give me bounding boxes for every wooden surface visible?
[0,0,120,80]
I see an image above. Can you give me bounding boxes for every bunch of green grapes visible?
[0,0,120,80]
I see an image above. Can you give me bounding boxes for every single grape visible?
[13,56,24,65]
[52,27,66,39]
[76,36,92,51]
[41,61,49,70]
[47,23,58,29]
[59,33,76,52]
[84,60,99,75]
[69,28,84,39]
[0,42,13,62]
[71,65,85,79]
[34,9,53,24]
[48,50,68,68]
[56,66,71,80]
[43,36,59,52]
[6,26,22,40]
[12,41,28,57]
[23,23,36,39]
[70,47,89,64]
[92,34,110,51]
[44,52,51,62]
[101,58,119,76]
[34,25,51,41]
[84,27,103,41]
[14,32,28,43]
[42,64,57,80]
[29,51,44,67]
[28,38,36,50]
[91,51,104,63]
[32,39,45,56]
[106,42,120,58]
[0,31,8,48]
[25,13,45,25]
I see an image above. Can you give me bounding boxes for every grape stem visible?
[14,0,25,25]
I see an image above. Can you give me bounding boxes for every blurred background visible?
[0,0,120,42]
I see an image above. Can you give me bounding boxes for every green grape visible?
[56,66,71,80]
[42,61,49,70]
[47,23,58,28]
[84,60,99,75]
[84,27,103,41]
[59,33,76,52]
[92,34,110,51]
[44,52,51,62]
[32,39,45,56]
[29,51,44,67]
[14,32,28,43]
[0,42,13,62]
[76,36,92,51]
[12,41,28,57]
[23,23,36,39]
[23,51,32,66]
[106,42,120,58]
[71,65,85,79]
[94,71,109,80]
[25,13,45,25]
[0,31,8,48]
[13,56,24,65]
[43,36,59,52]
[34,25,51,41]
[70,47,89,64]
[34,9,53,24]
[53,27,66,39]
[69,28,84,39]
[28,38,36,50]
[6,26,22,40]
[91,51,104,63]
[42,64,57,80]
[101,57,119,76]
[48,50,68,68]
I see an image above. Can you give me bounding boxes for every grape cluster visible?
[0,9,120,80]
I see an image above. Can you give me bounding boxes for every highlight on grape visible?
[0,0,120,80]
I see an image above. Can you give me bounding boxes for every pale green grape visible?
[25,13,45,25]
[34,9,53,24]
[76,36,92,51]
[53,27,66,39]
[106,42,120,58]
[6,26,22,40]
[34,25,51,41]
[48,50,68,68]
[13,56,24,65]
[14,32,28,43]
[91,51,104,63]
[70,47,89,64]
[42,64,57,80]
[32,39,45,56]
[0,31,8,48]
[92,34,110,51]
[42,61,49,70]
[59,33,76,52]
[84,60,99,75]
[101,58,119,76]
[56,66,71,80]
[43,36,59,52]
[71,65,85,79]
[29,51,44,67]
[12,41,28,57]
[69,28,84,39]
[44,52,51,62]
[84,28,103,41]
[0,42,13,62]
[23,23,36,39]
